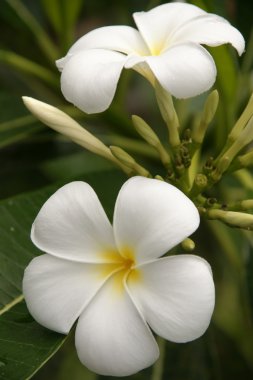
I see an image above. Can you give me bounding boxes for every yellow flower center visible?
[99,246,141,295]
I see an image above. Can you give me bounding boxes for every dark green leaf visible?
[0,301,67,380]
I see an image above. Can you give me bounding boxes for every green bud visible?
[208,209,253,229]
[181,238,195,252]
[228,199,253,211]
[22,97,128,171]
[241,199,253,210]
[214,156,231,176]
[154,175,164,181]
[195,174,208,188]
[110,146,151,177]
[229,92,253,141]
[203,90,219,125]
[238,149,253,168]
[181,238,195,251]
[189,173,208,197]
[132,115,172,168]
[217,116,253,172]
[154,80,180,147]
[192,90,219,144]
[132,115,160,146]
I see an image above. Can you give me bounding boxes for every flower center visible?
[99,246,141,295]
[150,44,164,56]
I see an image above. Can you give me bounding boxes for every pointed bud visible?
[208,209,253,229]
[192,90,219,144]
[229,92,253,141]
[238,150,253,168]
[132,115,171,168]
[22,97,117,164]
[154,175,164,181]
[154,80,180,147]
[110,146,151,177]
[132,115,160,146]
[217,116,253,172]
[214,156,230,177]
[203,90,219,125]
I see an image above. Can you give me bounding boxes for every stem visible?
[151,336,166,380]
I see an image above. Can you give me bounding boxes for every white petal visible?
[170,14,245,55]
[60,49,127,114]
[133,3,205,55]
[23,254,119,334]
[57,26,148,68]
[75,271,159,376]
[146,43,216,98]
[31,181,118,263]
[113,177,199,263]
[128,255,215,342]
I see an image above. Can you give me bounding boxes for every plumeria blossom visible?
[23,177,215,376]
[56,2,245,114]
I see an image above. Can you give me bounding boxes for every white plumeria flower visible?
[56,2,245,114]
[23,177,215,377]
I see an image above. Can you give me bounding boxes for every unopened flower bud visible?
[208,209,253,229]
[110,146,151,177]
[189,173,208,197]
[132,115,171,168]
[23,97,115,163]
[217,116,253,173]
[154,80,180,147]
[181,238,195,251]
[192,90,219,144]
[229,92,253,141]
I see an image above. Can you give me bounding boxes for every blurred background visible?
[1,0,253,379]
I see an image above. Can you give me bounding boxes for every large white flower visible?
[23,177,215,376]
[56,2,245,114]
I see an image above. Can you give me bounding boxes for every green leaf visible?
[0,50,58,88]
[42,0,83,53]
[0,169,126,380]
[6,0,59,62]
[0,301,67,380]
[41,151,114,181]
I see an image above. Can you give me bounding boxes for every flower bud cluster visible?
[23,87,253,231]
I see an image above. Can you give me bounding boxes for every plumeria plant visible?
[1,1,253,380]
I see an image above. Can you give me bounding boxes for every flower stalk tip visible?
[154,81,180,148]
[192,90,219,145]
[132,114,172,169]
[208,209,253,230]
[22,97,109,158]
[228,92,253,142]
[189,174,208,198]
[110,145,151,177]
[181,238,195,251]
